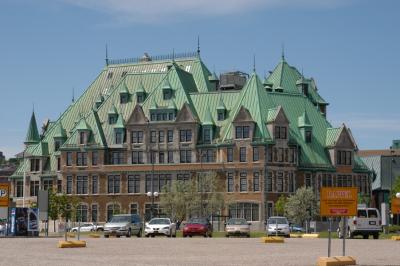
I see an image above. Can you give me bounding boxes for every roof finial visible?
[72,87,75,103]
[197,36,200,57]
[105,44,109,66]
[253,54,256,73]
[172,48,175,62]
[281,42,285,61]
[32,102,35,113]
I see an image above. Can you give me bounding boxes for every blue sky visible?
[0,0,399,158]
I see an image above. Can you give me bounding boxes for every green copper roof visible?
[114,113,125,129]
[167,99,177,110]
[53,121,67,138]
[298,110,312,128]
[209,72,219,82]
[216,95,227,110]
[136,81,146,93]
[326,127,342,147]
[75,116,91,131]
[119,82,129,94]
[202,102,214,125]
[108,105,118,115]
[31,141,49,157]
[162,77,172,90]
[267,107,279,123]
[25,111,40,144]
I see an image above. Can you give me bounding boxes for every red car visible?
[183,218,213,238]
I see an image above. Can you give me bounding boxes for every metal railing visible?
[108,51,198,65]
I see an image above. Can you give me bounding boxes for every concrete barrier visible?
[391,236,400,241]
[317,256,356,266]
[89,233,101,238]
[261,236,285,243]
[290,233,303,238]
[302,233,319,238]
[58,240,86,248]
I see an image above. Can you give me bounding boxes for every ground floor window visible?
[228,202,259,221]
[267,202,274,219]
[91,204,98,223]
[144,203,162,221]
[76,204,88,222]
[130,203,138,214]
[16,180,23,197]
[107,203,120,222]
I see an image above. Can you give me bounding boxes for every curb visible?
[261,236,285,243]
[58,240,87,248]
[317,256,356,266]
[302,233,319,238]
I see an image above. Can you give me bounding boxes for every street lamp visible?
[396,193,400,199]
[146,191,159,220]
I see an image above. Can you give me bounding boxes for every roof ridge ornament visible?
[105,44,109,66]
[197,36,200,58]
[281,42,285,61]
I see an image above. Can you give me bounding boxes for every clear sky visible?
[0,0,399,159]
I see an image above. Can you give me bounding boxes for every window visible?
[305,173,312,188]
[128,175,140,193]
[150,110,175,121]
[305,130,312,143]
[227,173,234,192]
[159,152,165,164]
[288,173,295,192]
[253,147,259,162]
[337,150,352,165]
[43,180,53,191]
[79,131,86,144]
[92,151,98,166]
[235,126,250,139]
[30,181,39,196]
[267,147,273,162]
[137,93,145,103]
[168,151,174,163]
[91,204,98,223]
[16,181,23,197]
[57,158,61,171]
[227,148,233,162]
[203,128,211,144]
[131,131,143,143]
[92,176,98,194]
[180,150,192,163]
[76,204,88,222]
[57,180,62,193]
[132,151,144,164]
[115,131,123,144]
[150,131,156,143]
[202,150,215,162]
[179,130,192,142]
[67,176,72,194]
[337,175,352,187]
[30,159,40,172]
[163,89,172,100]
[66,152,72,166]
[278,148,284,162]
[108,175,120,194]
[107,72,113,79]
[240,172,247,192]
[120,94,128,104]
[150,151,156,164]
[289,148,295,163]
[109,115,117,125]
[110,151,123,164]
[76,152,87,166]
[144,203,160,221]
[107,204,120,222]
[177,173,190,182]
[76,176,88,194]
[217,111,225,121]
[229,203,259,221]
[239,147,246,162]
[253,172,260,192]
[159,174,172,191]
[130,203,138,214]
[267,172,273,192]
[54,140,61,151]
[145,174,171,193]
[275,126,287,139]
[277,172,283,192]
[167,130,173,142]
[158,131,165,143]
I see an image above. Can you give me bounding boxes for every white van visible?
[338,207,382,239]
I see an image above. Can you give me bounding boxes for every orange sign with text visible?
[392,198,400,214]
[0,184,10,207]
[320,187,357,217]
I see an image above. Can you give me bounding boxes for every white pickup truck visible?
[338,207,382,239]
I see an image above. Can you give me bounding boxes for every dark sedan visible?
[183,218,212,238]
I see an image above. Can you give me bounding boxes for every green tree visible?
[275,195,287,216]
[285,186,318,229]
[391,176,400,200]
[48,190,60,232]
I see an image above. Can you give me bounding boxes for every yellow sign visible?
[392,198,400,214]
[320,187,357,217]
[0,184,9,207]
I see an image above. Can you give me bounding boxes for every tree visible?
[285,186,318,230]
[390,176,400,200]
[48,190,60,232]
[275,195,287,216]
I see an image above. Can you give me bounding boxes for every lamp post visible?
[146,191,159,220]
[396,193,400,225]
[389,148,395,226]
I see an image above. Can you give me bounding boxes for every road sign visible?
[391,198,400,214]
[0,184,9,207]
[320,187,357,217]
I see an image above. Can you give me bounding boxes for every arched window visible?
[107,203,120,222]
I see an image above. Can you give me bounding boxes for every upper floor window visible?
[66,176,72,194]
[267,172,273,192]
[180,150,192,163]
[107,175,120,194]
[42,179,53,191]
[120,94,129,104]
[167,130,174,142]
[239,172,247,192]
[115,131,123,144]
[30,181,39,196]
[128,175,140,194]
[66,152,72,166]
[109,115,117,125]
[227,147,233,162]
[235,126,250,139]
[277,172,283,192]
[179,130,192,142]
[158,131,165,143]
[150,131,157,143]
[201,150,215,163]
[227,172,234,192]
[253,172,260,192]
[92,176,98,194]
[275,126,287,139]
[288,173,295,192]
[217,110,225,121]
[57,157,61,171]
[16,181,24,197]
[203,128,212,144]
[30,159,40,172]
[168,151,174,163]
[57,180,62,194]
[253,147,259,162]
[110,151,123,165]
[54,140,61,151]
[137,93,145,103]
[76,152,87,166]
[131,131,143,143]
[239,147,247,162]
[163,89,172,100]
[76,176,88,194]
[79,131,86,144]
[305,130,312,143]
[92,151,98,166]
[132,151,144,164]
[337,150,352,165]
[150,110,175,121]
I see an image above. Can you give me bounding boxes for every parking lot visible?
[0,237,399,265]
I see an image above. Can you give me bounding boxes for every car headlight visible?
[162,226,169,230]
[120,226,127,230]
[145,226,150,230]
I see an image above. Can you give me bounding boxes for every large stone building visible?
[10,51,371,228]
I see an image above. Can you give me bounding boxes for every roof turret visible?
[24,111,40,145]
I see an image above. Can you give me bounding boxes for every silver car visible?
[266,216,290,237]
[225,218,251,237]
[104,214,142,238]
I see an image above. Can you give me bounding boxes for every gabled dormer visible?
[95,94,104,109]
[208,72,219,91]
[162,78,174,100]
[296,76,309,97]
[266,106,289,141]
[298,111,313,143]
[232,106,255,140]
[216,96,227,121]
[108,105,118,124]
[127,104,149,125]
[119,83,130,104]
[53,121,67,151]
[76,116,91,145]
[326,124,358,167]
[175,102,198,124]
[113,112,125,144]
[136,82,146,103]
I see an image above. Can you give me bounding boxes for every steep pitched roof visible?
[53,121,67,139]
[25,111,40,144]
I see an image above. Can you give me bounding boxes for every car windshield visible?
[227,218,247,225]
[149,218,170,225]
[110,216,130,223]
[188,218,207,224]
[268,218,288,224]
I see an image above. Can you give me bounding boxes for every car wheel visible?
[126,229,132,238]
[151,234,155,238]
[373,233,379,239]
[97,228,104,232]
[72,229,77,233]
[116,235,121,238]
[136,229,142,238]
[104,235,109,238]
[225,234,229,238]
[189,235,192,238]
[145,234,150,238]
[183,234,187,238]
[347,230,353,239]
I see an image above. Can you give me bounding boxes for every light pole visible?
[389,149,395,226]
[396,192,400,225]
[146,191,159,220]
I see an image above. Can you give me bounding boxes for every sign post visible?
[320,187,358,257]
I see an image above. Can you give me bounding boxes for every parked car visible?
[266,216,290,237]
[225,218,251,238]
[104,214,142,238]
[290,224,305,233]
[70,222,104,232]
[337,207,382,239]
[183,218,212,238]
[145,218,176,237]
[0,223,6,235]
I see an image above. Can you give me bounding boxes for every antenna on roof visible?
[105,44,109,66]
[197,36,200,57]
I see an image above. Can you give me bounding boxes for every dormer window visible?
[115,130,124,144]
[79,131,86,144]
[137,93,145,103]
[109,115,117,125]
[163,89,172,100]
[120,94,128,104]
[55,140,61,151]
[235,126,250,139]
[217,110,225,121]
[275,126,287,139]
[30,158,40,172]
[305,130,312,143]
[337,150,352,165]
